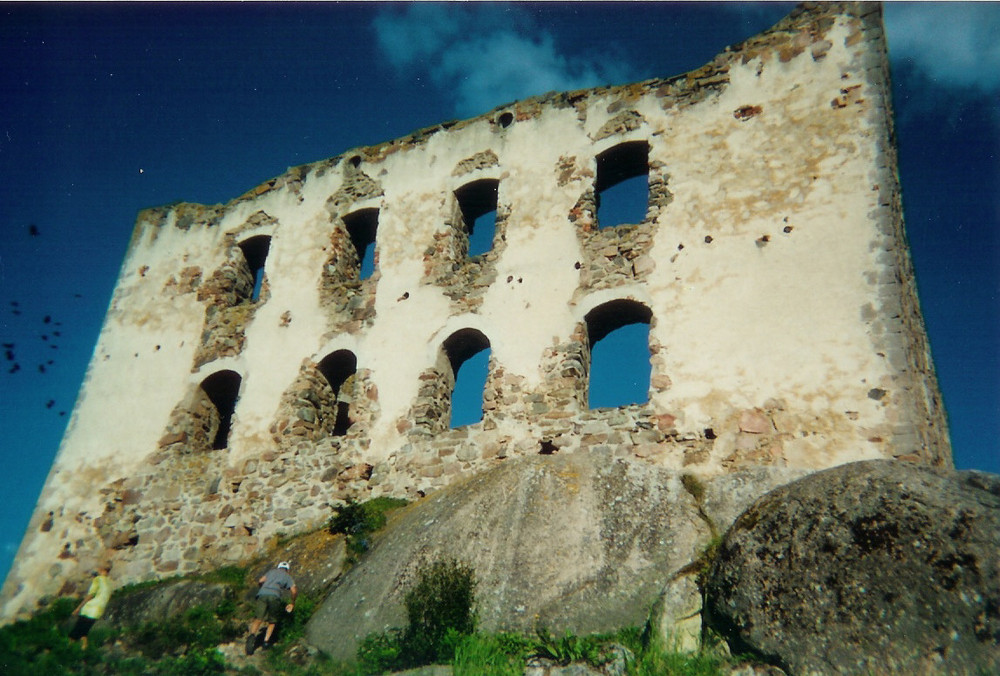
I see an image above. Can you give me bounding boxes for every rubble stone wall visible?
[2,2,951,621]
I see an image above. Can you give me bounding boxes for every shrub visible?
[355,557,478,672]
[328,497,408,556]
[356,628,405,674]
[401,558,477,665]
[0,597,90,676]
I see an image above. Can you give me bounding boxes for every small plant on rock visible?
[328,496,408,557]
[532,627,604,666]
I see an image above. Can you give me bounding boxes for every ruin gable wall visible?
[2,2,950,621]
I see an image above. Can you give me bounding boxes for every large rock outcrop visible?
[103,580,234,628]
[704,460,1000,675]
[306,452,804,661]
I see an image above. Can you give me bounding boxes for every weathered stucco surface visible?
[2,2,949,621]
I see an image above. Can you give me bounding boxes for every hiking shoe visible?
[245,633,257,656]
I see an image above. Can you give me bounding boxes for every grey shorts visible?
[255,594,284,623]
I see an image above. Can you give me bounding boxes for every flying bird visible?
[8,363,20,374]
[46,400,55,409]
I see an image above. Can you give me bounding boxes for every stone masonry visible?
[1,2,950,621]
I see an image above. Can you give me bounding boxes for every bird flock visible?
[3,223,78,417]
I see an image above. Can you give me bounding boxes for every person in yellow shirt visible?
[69,563,112,649]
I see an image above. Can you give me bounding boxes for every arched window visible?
[318,350,358,436]
[442,328,491,427]
[596,141,649,229]
[585,300,652,408]
[455,179,499,257]
[199,370,242,449]
[238,235,271,302]
[343,208,379,280]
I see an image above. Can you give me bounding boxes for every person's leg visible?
[262,595,282,645]
[247,603,267,655]
[69,615,95,648]
[248,597,268,640]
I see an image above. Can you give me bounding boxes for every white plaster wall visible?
[34,14,897,493]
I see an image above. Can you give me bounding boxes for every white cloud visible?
[373,4,463,70]
[373,5,631,117]
[885,3,1000,91]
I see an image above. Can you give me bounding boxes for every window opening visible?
[596,141,649,229]
[455,179,499,257]
[318,350,358,436]
[199,370,242,449]
[239,235,271,302]
[343,208,379,280]
[443,328,491,428]
[585,300,653,408]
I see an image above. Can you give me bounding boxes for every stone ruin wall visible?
[2,2,951,621]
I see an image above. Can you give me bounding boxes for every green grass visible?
[0,548,748,676]
[626,647,725,676]
[0,599,738,676]
[452,633,529,676]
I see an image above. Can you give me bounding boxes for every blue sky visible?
[1,3,997,585]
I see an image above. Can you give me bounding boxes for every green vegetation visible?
[0,595,235,676]
[259,593,321,673]
[626,646,726,675]
[451,632,530,676]
[327,496,408,558]
[403,558,477,663]
[358,557,478,673]
[0,590,744,675]
[114,564,248,598]
[531,627,604,666]
[351,559,736,676]
[0,539,752,675]
[128,601,243,659]
[680,473,706,503]
[0,597,88,675]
